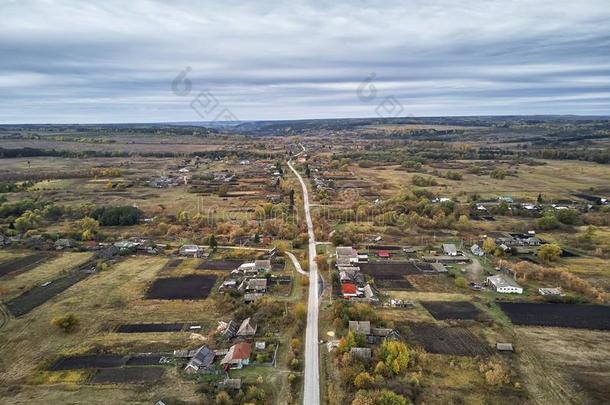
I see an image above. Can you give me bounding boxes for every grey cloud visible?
[0,0,609,123]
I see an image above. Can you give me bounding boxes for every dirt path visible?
[464,257,484,282]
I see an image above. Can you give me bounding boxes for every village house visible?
[236,317,257,337]
[219,279,238,293]
[184,345,216,374]
[496,342,514,352]
[349,321,371,335]
[239,278,267,294]
[443,243,458,256]
[350,347,372,361]
[349,321,401,344]
[539,287,563,296]
[254,259,271,272]
[219,320,238,340]
[342,283,360,299]
[179,244,202,257]
[216,378,242,390]
[378,250,390,258]
[55,238,78,250]
[243,293,263,303]
[471,244,484,256]
[336,246,358,263]
[487,274,523,294]
[220,342,252,370]
[368,328,401,345]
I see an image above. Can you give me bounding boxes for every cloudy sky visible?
[1,0,610,123]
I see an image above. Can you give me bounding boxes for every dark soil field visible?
[360,262,422,276]
[361,262,420,290]
[145,274,217,300]
[405,324,492,356]
[422,301,484,320]
[376,279,414,290]
[5,269,91,317]
[49,355,127,370]
[160,259,183,272]
[499,302,610,330]
[90,367,165,383]
[0,252,52,277]
[197,260,241,271]
[116,323,185,333]
[125,355,165,366]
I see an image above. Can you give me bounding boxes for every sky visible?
[1,0,610,124]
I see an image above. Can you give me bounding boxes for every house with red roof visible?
[378,250,390,258]
[220,342,252,370]
[342,283,358,299]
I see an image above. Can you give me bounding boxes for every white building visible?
[443,244,458,256]
[487,274,523,294]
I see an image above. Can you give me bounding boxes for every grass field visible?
[0,252,93,301]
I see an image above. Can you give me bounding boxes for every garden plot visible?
[0,252,52,277]
[499,302,610,330]
[422,301,484,320]
[5,268,91,317]
[125,355,167,366]
[160,259,183,272]
[406,324,492,356]
[91,367,165,383]
[196,260,241,271]
[360,262,421,290]
[360,262,422,275]
[116,323,185,333]
[145,274,217,300]
[49,355,127,371]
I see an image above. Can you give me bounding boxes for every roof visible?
[180,244,200,251]
[443,244,457,254]
[185,345,215,371]
[487,274,522,289]
[363,284,377,300]
[221,342,252,364]
[342,283,358,295]
[336,246,357,258]
[237,317,257,336]
[254,259,271,270]
[219,378,242,390]
[496,343,514,351]
[378,250,390,257]
[243,293,263,302]
[246,278,267,290]
[348,321,371,335]
[350,347,372,359]
[370,327,399,337]
[221,320,238,339]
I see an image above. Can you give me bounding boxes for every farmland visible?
[1,118,610,404]
[499,302,610,330]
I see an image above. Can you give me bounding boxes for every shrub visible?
[455,276,468,288]
[537,243,562,262]
[51,314,79,333]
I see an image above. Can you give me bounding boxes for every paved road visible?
[288,157,320,405]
